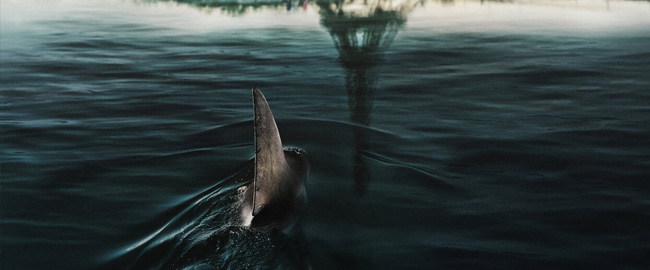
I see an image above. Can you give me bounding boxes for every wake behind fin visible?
[252,88,289,216]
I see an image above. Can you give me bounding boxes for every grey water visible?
[2,0,650,269]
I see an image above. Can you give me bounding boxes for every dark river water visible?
[2,0,650,269]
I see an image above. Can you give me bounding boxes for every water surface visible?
[2,0,650,269]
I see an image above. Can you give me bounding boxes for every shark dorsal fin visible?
[252,88,289,216]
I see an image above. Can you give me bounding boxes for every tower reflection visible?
[316,0,419,195]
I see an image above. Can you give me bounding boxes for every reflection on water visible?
[139,0,311,15]
[317,0,419,195]
[136,0,422,196]
[138,0,286,15]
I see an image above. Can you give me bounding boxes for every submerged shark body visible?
[239,88,309,229]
